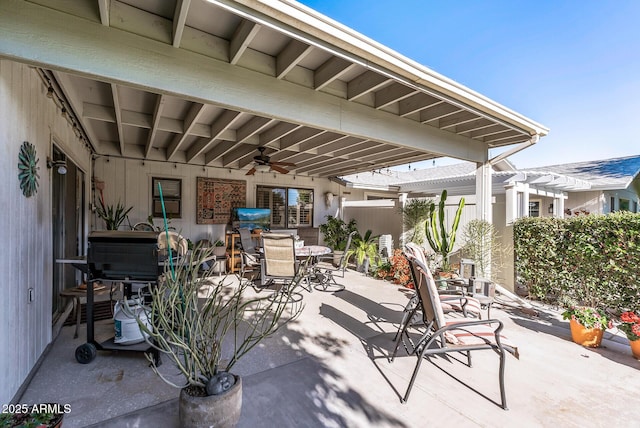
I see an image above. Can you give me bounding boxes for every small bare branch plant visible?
[136,245,304,394]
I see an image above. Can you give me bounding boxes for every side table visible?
[60,283,113,338]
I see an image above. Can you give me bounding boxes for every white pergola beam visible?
[172,0,191,48]
[229,20,261,65]
[0,0,488,162]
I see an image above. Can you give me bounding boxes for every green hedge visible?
[514,212,640,312]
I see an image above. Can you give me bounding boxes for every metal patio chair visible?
[260,233,307,300]
[312,230,356,292]
[391,253,519,409]
[237,228,261,286]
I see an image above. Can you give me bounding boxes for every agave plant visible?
[424,190,465,272]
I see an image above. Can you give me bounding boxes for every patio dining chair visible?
[260,233,308,299]
[157,230,188,259]
[237,228,261,286]
[391,253,519,409]
[312,230,357,292]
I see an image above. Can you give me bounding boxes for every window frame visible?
[528,199,541,217]
[256,185,314,229]
[151,177,182,218]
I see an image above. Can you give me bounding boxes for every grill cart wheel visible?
[75,343,97,364]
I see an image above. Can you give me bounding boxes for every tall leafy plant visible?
[461,219,510,282]
[319,215,357,251]
[347,229,380,273]
[424,190,465,271]
[399,198,434,245]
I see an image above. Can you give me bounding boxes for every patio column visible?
[398,192,408,248]
[556,195,565,218]
[475,162,493,224]
[338,196,346,220]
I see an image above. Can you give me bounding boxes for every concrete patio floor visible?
[18,270,639,428]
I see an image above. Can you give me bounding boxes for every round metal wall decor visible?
[18,141,40,197]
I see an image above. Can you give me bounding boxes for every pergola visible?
[1,0,547,179]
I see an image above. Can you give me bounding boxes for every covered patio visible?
[1,0,552,406]
[19,270,638,427]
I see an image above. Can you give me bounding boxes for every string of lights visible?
[37,69,94,153]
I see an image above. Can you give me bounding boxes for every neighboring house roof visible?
[340,154,640,195]
[520,155,640,190]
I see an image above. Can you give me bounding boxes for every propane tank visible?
[114,298,150,345]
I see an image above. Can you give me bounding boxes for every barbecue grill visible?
[88,231,160,281]
[75,231,161,364]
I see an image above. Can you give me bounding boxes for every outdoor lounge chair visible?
[391,253,519,409]
[312,230,357,292]
[393,243,482,342]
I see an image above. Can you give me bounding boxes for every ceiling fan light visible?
[255,164,270,172]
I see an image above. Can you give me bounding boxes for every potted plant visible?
[617,311,640,358]
[213,239,227,257]
[319,215,357,266]
[135,245,304,427]
[95,196,133,230]
[561,306,611,348]
[346,229,379,275]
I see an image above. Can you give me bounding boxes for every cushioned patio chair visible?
[393,243,482,342]
[157,230,188,259]
[391,253,519,409]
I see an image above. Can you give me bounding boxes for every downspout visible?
[489,135,540,166]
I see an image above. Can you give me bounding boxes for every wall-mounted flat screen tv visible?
[233,208,271,231]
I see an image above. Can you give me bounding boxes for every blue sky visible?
[297,0,640,169]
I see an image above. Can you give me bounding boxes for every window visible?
[256,186,314,228]
[610,196,616,212]
[619,198,630,211]
[528,200,541,217]
[152,177,182,218]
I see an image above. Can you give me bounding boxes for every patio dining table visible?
[294,245,331,258]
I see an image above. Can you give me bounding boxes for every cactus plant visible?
[424,190,465,272]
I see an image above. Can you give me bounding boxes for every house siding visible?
[0,60,91,403]
[91,157,339,243]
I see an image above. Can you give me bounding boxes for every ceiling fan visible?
[246,147,296,175]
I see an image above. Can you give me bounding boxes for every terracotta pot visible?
[569,318,604,348]
[179,375,242,428]
[630,339,640,359]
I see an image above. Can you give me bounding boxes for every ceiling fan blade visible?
[245,167,256,176]
[270,165,289,174]
[271,161,297,167]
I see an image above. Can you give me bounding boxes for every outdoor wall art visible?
[196,177,246,224]
[18,141,39,197]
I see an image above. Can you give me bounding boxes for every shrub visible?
[514,212,640,312]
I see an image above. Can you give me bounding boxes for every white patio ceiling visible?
[0,0,548,178]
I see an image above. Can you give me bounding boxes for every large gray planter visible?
[179,375,242,428]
